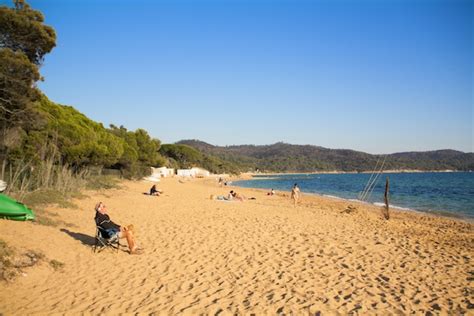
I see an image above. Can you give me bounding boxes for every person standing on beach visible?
[291,183,300,206]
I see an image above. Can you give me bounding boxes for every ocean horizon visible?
[234,172,474,220]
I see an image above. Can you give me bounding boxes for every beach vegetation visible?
[49,259,64,271]
[0,239,15,281]
[178,140,474,172]
[0,0,56,142]
[33,211,60,227]
[23,190,77,209]
[0,239,46,282]
[85,175,121,190]
[0,239,13,266]
[2,93,168,196]
[1,1,168,198]
[159,144,240,174]
[32,208,75,227]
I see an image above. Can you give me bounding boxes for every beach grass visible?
[85,175,122,190]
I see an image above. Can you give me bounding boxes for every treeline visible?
[0,1,239,189]
[159,144,240,174]
[5,95,166,178]
[0,0,162,194]
[3,94,242,180]
[178,140,474,172]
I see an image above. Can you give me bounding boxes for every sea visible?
[233,172,474,220]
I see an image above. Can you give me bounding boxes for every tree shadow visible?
[60,228,96,247]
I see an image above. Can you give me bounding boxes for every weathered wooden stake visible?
[383,176,390,220]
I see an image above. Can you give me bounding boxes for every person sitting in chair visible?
[94,202,142,255]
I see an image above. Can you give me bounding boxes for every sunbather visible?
[149,185,163,196]
[94,202,142,254]
[210,194,230,201]
[229,190,247,201]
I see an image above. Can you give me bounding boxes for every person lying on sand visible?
[149,185,163,196]
[94,202,143,255]
[267,188,275,196]
[229,190,256,201]
[210,194,231,201]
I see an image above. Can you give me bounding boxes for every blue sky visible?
[9,0,473,154]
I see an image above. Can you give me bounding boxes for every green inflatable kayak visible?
[0,194,35,221]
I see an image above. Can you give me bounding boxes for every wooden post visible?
[383,177,390,220]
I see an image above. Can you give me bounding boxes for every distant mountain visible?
[176,140,474,172]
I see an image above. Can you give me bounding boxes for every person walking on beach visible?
[291,183,300,206]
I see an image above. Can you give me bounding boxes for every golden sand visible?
[0,177,472,314]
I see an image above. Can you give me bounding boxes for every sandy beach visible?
[0,177,472,314]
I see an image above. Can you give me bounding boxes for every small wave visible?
[323,194,345,200]
[373,202,412,211]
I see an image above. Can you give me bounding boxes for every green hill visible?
[177,140,474,172]
[4,95,166,179]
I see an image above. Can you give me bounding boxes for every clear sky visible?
[10,0,474,154]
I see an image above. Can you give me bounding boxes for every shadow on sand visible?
[60,228,96,247]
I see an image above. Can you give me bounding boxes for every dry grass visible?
[2,160,120,228]
[0,239,47,282]
[49,259,65,271]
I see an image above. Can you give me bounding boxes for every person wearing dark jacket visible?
[149,185,162,196]
[94,202,142,254]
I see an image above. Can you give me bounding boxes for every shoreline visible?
[249,169,471,176]
[230,181,474,224]
[232,173,473,223]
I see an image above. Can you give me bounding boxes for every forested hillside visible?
[177,140,474,172]
[4,95,166,177]
[0,1,169,189]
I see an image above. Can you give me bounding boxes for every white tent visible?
[191,167,210,177]
[155,167,174,177]
[177,169,195,177]
[143,167,161,182]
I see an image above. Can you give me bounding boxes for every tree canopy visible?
[0,0,56,65]
[159,144,240,174]
[0,1,173,180]
[0,0,56,140]
[6,95,167,178]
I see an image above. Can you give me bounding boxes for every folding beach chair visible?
[93,226,120,253]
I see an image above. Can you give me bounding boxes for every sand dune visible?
[0,177,472,314]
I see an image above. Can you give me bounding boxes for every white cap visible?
[0,180,7,192]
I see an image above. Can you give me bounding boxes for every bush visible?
[85,175,121,190]
[49,259,64,271]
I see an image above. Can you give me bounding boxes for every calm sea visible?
[233,172,474,220]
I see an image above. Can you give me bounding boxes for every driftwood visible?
[382,177,390,220]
